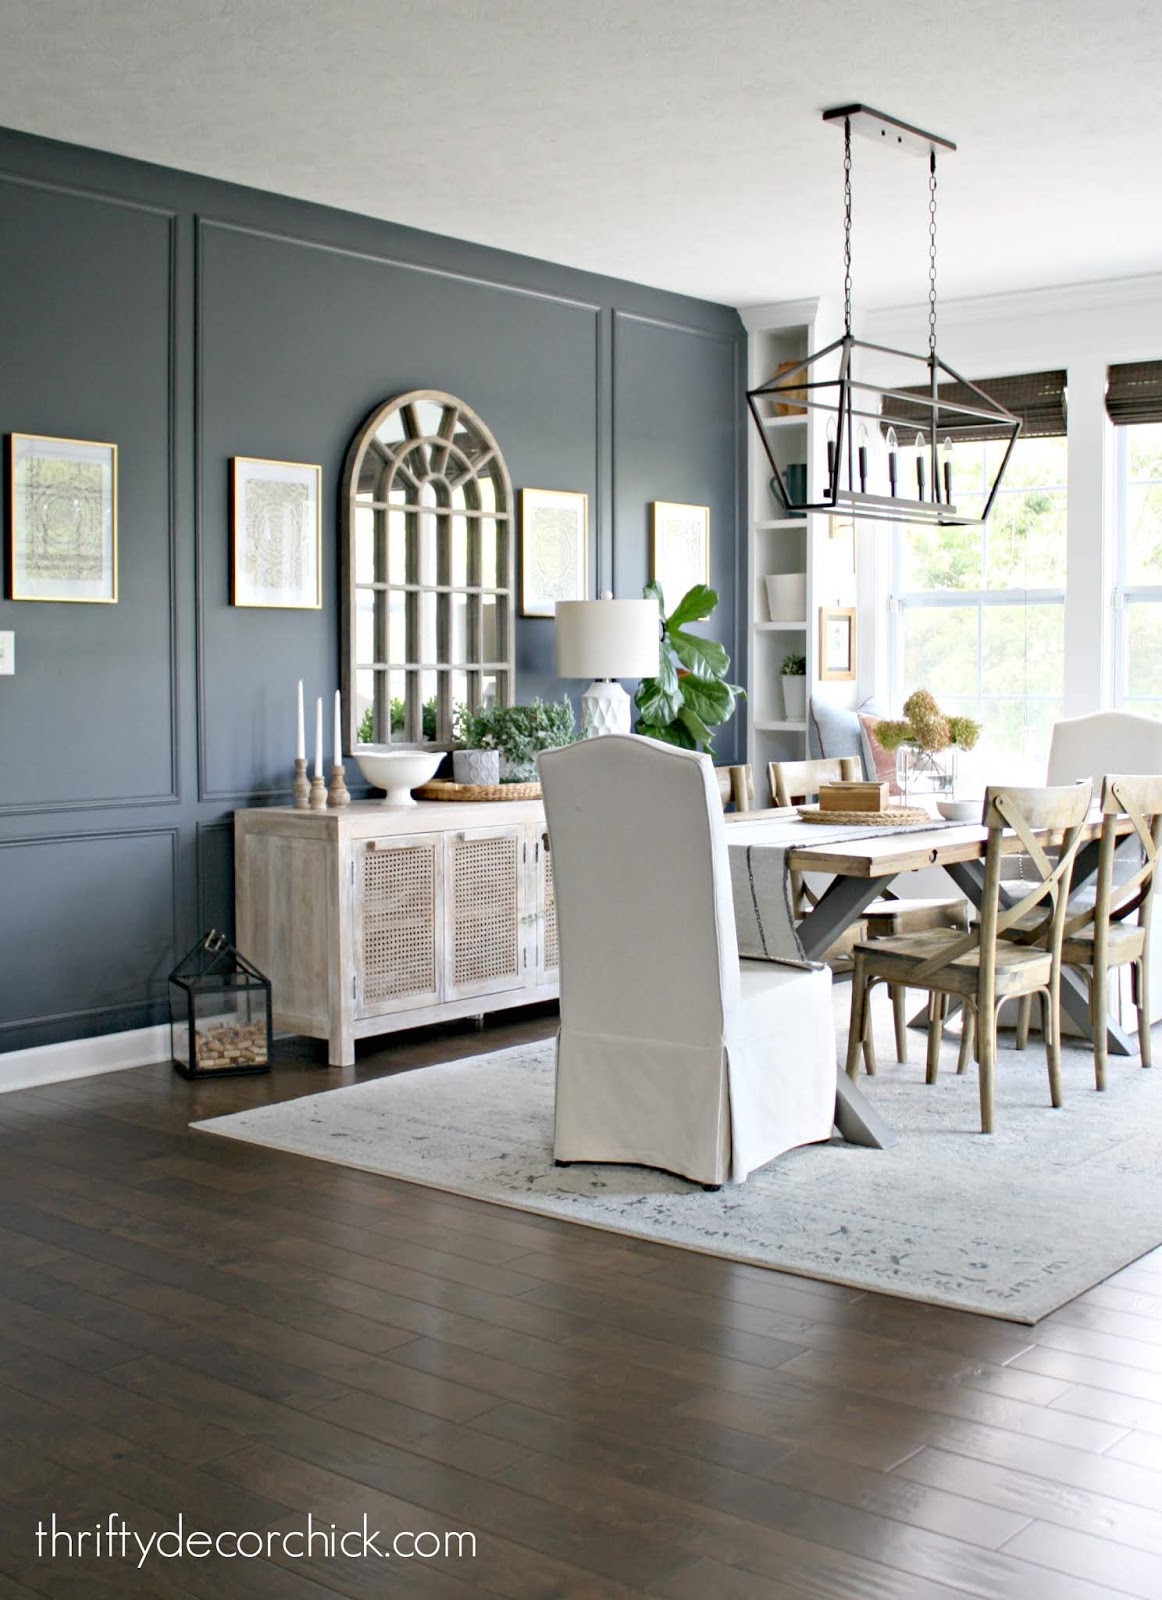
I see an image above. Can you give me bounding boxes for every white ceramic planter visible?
[781,675,807,721]
[764,572,807,622]
[452,749,500,786]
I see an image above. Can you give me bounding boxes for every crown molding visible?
[867,272,1162,331]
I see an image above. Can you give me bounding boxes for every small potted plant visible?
[780,652,807,721]
[451,704,502,786]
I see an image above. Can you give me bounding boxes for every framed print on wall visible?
[650,500,709,608]
[819,605,857,680]
[519,487,588,617]
[6,433,117,602]
[230,456,322,609]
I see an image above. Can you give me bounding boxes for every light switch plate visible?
[0,632,13,675]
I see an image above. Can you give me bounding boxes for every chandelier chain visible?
[928,148,938,358]
[843,119,853,335]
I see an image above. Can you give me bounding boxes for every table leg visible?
[794,874,902,1149]
[797,873,898,962]
[834,1070,898,1149]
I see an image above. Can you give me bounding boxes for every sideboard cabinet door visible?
[443,826,526,1001]
[354,835,442,1018]
[536,832,559,985]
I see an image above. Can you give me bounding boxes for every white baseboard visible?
[0,1024,170,1094]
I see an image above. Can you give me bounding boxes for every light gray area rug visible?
[195,995,1162,1323]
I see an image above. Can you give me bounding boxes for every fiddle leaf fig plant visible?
[634,581,744,753]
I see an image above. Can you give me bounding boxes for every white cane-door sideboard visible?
[235,800,557,1066]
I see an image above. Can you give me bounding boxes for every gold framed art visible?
[819,606,857,680]
[650,500,709,608]
[6,432,118,603]
[230,456,322,609]
[519,487,588,617]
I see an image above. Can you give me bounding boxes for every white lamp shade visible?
[555,598,659,680]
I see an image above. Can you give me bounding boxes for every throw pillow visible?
[859,713,901,796]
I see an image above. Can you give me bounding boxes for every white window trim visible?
[1112,422,1162,713]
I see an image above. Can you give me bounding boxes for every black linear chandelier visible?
[748,105,1021,527]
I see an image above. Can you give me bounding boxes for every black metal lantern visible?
[168,931,273,1078]
[748,105,1021,528]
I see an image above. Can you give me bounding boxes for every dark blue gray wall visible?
[0,126,745,1055]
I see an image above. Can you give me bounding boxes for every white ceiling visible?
[2,0,1160,310]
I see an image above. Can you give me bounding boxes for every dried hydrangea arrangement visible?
[874,690,981,754]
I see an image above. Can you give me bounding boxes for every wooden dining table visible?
[725,805,1134,1150]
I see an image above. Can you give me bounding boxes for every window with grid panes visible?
[343,391,514,748]
[890,425,1067,782]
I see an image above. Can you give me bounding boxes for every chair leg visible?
[1135,958,1153,1069]
[1092,961,1108,1092]
[978,1003,997,1134]
[1045,981,1063,1110]
[1015,994,1033,1051]
[925,993,944,1085]
[862,982,878,1077]
[845,957,868,1083]
[957,1005,975,1075]
[891,984,908,1065]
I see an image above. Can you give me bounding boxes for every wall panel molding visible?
[0,176,181,816]
[0,825,178,1035]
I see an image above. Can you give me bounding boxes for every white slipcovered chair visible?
[537,735,836,1188]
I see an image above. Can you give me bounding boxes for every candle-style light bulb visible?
[857,424,869,495]
[886,428,898,497]
[941,436,953,504]
[915,432,926,500]
[826,415,837,488]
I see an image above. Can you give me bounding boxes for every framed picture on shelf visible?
[519,487,588,617]
[6,433,117,602]
[650,500,710,607]
[230,457,322,609]
[819,606,856,680]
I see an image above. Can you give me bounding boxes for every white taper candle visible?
[296,680,305,761]
[314,697,324,779]
[333,689,342,769]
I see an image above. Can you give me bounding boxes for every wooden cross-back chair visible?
[845,782,1093,1134]
[715,764,754,813]
[769,755,969,1067]
[1011,774,1162,1090]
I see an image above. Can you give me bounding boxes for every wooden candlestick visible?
[308,774,328,810]
[292,757,310,809]
[327,764,350,808]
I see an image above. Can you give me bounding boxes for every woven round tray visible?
[414,779,542,802]
[796,804,933,826]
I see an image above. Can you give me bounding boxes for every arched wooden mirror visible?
[342,390,515,749]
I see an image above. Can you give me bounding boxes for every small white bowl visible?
[936,798,980,823]
[354,748,443,806]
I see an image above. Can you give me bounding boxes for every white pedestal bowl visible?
[354,749,443,806]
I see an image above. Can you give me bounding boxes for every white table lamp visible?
[555,592,660,736]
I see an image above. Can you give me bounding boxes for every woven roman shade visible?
[884,369,1067,442]
[1106,361,1162,426]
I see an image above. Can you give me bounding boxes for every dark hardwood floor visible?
[0,1009,1160,1598]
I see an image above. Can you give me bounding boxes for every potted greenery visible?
[873,689,981,799]
[780,652,807,721]
[454,697,576,783]
[634,582,744,752]
[451,704,502,785]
